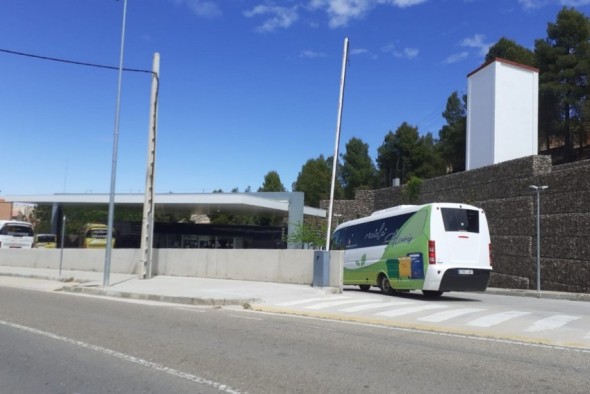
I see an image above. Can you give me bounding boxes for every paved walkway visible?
[1,265,588,305]
[0,266,339,306]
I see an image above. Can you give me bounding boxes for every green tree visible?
[378,123,445,186]
[438,92,467,173]
[286,219,327,249]
[256,171,286,226]
[535,7,590,161]
[412,133,446,179]
[340,137,378,199]
[32,205,52,233]
[401,176,423,204]
[292,155,342,207]
[377,126,409,187]
[258,171,286,192]
[485,37,536,66]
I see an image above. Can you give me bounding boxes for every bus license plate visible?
[458,269,473,275]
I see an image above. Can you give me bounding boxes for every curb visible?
[60,285,258,307]
[485,287,590,302]
[0,272,78,283]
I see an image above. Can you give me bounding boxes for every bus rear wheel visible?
[380,276,394,295]
[422,290,444,298]
[359,285,370,291]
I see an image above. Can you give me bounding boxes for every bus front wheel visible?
[422,290,444,298]
[380,276,394,295]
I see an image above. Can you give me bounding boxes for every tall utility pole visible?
[104,0,128,287]
[140,53,160,279]
[325,37,349,251]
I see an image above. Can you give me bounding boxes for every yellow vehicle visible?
[34,234,57,248]
[80,223,115,248]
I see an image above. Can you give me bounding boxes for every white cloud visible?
[391,0,429,8]
[381,43,396,53]
[519,0,590,9]
[300,50,327,58]
[244,5,300,32]
[518,0,550,8]
[309,0,373,28]
[309,0,429,28]
[443,51,469,64]
[350,48,369,55]
[173,0,221,18]
[461,33,491,57]
[394,47,419,59]
[560,0,590,5]
[380,43,418,59]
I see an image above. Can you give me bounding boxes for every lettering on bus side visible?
[358,213,414,249]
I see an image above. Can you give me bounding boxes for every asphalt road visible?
[1,286,589,393]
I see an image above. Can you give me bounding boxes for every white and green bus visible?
[331,203,492,298]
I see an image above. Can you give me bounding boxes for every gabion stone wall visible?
[323,155,590,293]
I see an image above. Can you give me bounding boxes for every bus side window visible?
[332,229,343,250]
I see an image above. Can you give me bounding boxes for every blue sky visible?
[1,0,589,196]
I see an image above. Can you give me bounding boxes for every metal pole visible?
[535,189,541,298]
[104,0,128,287]
[530,184,547,298]
[140,52,160,279]
[59,214,66,277]
[326,37,349,251]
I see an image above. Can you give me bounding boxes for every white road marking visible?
[376,304,448,317]
[305,299,377,310]
[0,319,243,393]
[418,308,485,323]
[247,309,590,354]
[339,301,414,313]
[524,315,581,332]
[468,311,530,327]
[228,314,262,321]
[277,296,349,306]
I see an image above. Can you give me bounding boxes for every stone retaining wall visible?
[325,155,590,293]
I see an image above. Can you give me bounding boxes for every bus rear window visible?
[441,208,479,233]
[0,225,34,237]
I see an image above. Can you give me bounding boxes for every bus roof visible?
[0,220,33,227]
[333,202,482,231]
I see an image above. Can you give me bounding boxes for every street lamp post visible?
[104,0,128,287]
[529,184,548,298]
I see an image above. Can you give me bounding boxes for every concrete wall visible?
[326,155,590,293]
[0,249,141,274]
[0,248,344,288]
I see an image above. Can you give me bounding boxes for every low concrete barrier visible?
[0,249,343,287]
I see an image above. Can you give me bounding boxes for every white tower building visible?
[466,58,539,170]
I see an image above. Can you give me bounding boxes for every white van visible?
[0,220,34,249]
[331,203,492,298]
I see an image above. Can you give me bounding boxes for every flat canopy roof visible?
[3,193,326,218]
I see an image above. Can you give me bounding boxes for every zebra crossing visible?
[271,294,590,346]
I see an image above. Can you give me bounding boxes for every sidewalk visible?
[0,266,340,306]
[0,265,588,305]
